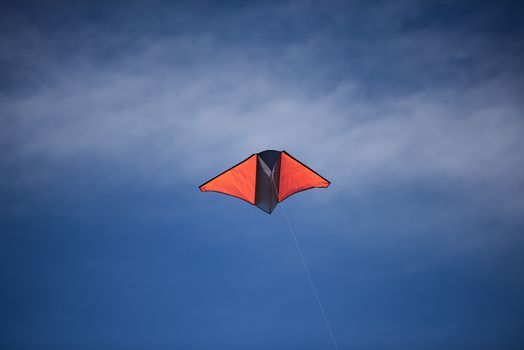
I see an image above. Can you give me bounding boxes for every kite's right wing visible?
[278,151,330,202]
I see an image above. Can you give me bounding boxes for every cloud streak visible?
[1,1,523,212]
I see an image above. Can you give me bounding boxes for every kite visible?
[199,150,330,213]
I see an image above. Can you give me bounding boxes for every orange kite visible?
[199,150,330,213]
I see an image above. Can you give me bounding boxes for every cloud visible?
[1,2,523,214]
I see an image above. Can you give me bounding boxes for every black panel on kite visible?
[255,150,281,213]
[200,150,330,214]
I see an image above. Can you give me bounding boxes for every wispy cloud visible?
[1,1,523,213]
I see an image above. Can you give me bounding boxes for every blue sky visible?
[1,1,524,349]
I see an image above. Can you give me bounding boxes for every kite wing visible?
[200,150,330,213]
[278,151,330,202]
[199,154,257,204]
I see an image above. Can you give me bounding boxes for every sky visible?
[1,0,524,349]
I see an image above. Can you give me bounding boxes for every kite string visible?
[279,203,340,350]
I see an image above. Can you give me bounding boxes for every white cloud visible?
[1,7,523,214]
